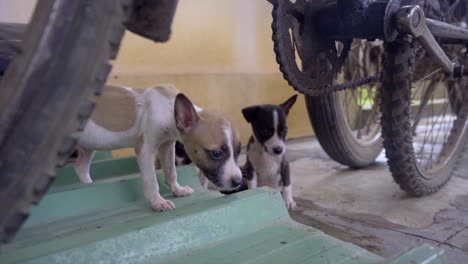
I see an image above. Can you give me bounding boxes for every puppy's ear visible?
[175,93,199,133]
[279,94,298,116]
[242,106,258,123]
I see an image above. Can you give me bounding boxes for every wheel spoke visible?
[416,72,458,171]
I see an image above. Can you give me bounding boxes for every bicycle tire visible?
[381,38,468,196]
[306,92,383,168]
[0,0,130,242]
[305,41,383,168]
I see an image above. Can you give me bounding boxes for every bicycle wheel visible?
[0,0,130,242]
[306,40,383,168]
[381,1,468,196]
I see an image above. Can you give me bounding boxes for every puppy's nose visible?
[273,146,283,155]
[231,177,242,187]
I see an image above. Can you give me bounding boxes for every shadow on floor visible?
[286,137,468,264]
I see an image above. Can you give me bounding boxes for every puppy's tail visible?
[220,178,249,195]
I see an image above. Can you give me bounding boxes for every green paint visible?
[3,188,289,263]
[52,156,140,190]
[160,225,382,264]
[24,166,202,227]
[0,157,445,264]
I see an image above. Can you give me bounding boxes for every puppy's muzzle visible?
[231,177,243,188]
[273,146,283,155]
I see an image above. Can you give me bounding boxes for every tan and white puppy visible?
[73,84,243,211]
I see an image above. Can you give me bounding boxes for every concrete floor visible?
[268,137,468,263]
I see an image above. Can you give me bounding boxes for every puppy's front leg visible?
[280,161,296,210]
[159,141,194,197]
[74,147,95,184]
[137,142,175,211]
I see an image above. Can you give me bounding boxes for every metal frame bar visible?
[395,5,455,74]
[427,18,468,41]
[319,0,468,75]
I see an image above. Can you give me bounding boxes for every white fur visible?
[194,104,203,113]
[74,147,94,183]
[75,87,194,211]
[221,127,242,188]
[77,120,139,150]
[263,110,285,155]
[282,185,296,210]
[175,156,186,166]
[248,139,282,189]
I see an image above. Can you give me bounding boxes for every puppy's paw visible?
[172,185,194,197]
[151,197,176,211]
[78,174,93,184]
[81,178,93,184]
[285,198,297,210]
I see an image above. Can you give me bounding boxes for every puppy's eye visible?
[210,150,224,160]
[281,127,287,134]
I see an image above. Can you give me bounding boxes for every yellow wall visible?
[1,0,314,158]
[109,0,313,157]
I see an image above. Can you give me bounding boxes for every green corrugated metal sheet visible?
[51,155,138,190]
[0,157,444,263]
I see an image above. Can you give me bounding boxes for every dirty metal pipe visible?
[426,18,468,42]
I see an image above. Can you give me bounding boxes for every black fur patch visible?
[243,159,254,181]
[175,140,192,165]
[280,159,291,187]
[242,105,288,145]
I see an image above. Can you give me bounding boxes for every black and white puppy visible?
[241,95,298,210]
